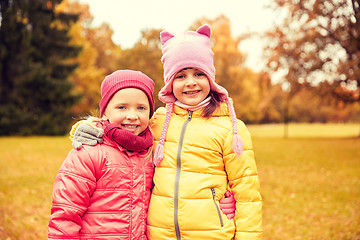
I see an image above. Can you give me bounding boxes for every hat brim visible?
[158,69,228,103]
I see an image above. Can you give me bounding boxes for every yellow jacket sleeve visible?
[223,120,263,240]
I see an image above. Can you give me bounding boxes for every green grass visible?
[255,137,360,240]
[0,124,359,239]
[248,123,360,138]
[0,137,71,240]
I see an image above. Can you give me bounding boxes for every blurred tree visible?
[191,15,262,123]
[289,82,353,122]
[86,23,122,75]
[58,0,107,117]
[117,29,164,109]
[257,72,284,123]
[264,0,360,103]
[0,0,81,135]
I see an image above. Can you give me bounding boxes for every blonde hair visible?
[86,116,104,133]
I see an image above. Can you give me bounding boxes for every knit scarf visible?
[174,96,211,111]
[102,121,153,152]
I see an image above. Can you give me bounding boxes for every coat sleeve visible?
[47,148,98,240]
[223,120,263,240]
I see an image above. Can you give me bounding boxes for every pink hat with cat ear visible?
[158,24,228,104]
[153,25,243,166]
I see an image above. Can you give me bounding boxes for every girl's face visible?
[102,88,150,135]
[172,68,210,106]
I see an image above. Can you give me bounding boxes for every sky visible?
[78,0,281,71]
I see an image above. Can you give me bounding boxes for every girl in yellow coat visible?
[146,25,262,240]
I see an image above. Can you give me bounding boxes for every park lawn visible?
[0,123,359,239]
[247,122,360,138]
[255,137,360,240]
[0,136,71,240]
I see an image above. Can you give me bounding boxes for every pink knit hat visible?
[158,24,228,103]
[153,25,243,166]
[99,70,155,117]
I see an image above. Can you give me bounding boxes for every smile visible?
[184,90,201,95]
[121,124,138,130]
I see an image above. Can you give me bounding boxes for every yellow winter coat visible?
[147,102,262,240]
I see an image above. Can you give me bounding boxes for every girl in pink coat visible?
[48,70,155,240]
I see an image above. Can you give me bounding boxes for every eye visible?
[117,106,125,110]
[138,106,147,111]
[195,72,206,77]
[175,73,185,79]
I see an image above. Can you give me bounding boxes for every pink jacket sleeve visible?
[48,148,98,239]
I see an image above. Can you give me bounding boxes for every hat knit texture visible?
[153,25,243,166]
[158,24,228,104]
[99,70,155,117]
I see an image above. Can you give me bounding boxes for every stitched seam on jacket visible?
[58,170,96,184]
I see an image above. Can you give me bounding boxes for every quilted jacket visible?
[147,103,262,240]
[48,134,154,240]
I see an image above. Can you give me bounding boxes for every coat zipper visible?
[211,188,224,227]
[174,110,193,240]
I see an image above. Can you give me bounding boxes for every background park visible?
[1,0,360,239]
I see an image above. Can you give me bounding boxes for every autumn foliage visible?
[264,0,360,121]
[61,0,360,125]
[1,0,360,135]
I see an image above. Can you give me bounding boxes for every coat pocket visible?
[211,188,224,227]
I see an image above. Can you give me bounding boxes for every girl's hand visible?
[219,190,236,219]
[72,122,103,149]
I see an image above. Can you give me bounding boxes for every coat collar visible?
[172,101,230,117]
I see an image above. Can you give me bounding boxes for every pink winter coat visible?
[48,135,154,240]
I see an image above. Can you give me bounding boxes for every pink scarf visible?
[174,97,211,111]
[101,121,153,152]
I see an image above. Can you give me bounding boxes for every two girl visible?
[55,24,262,239]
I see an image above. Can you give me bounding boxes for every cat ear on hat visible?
[196,24,211,38]
[160,31,175,45]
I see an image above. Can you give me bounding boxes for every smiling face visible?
[102,88,150,135]
[172,68,211,106]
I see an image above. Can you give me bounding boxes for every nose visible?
[185,77,197,87]
[126,111,138,121]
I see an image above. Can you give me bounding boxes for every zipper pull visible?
[187,110,193,120]
[211,188,216,199]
